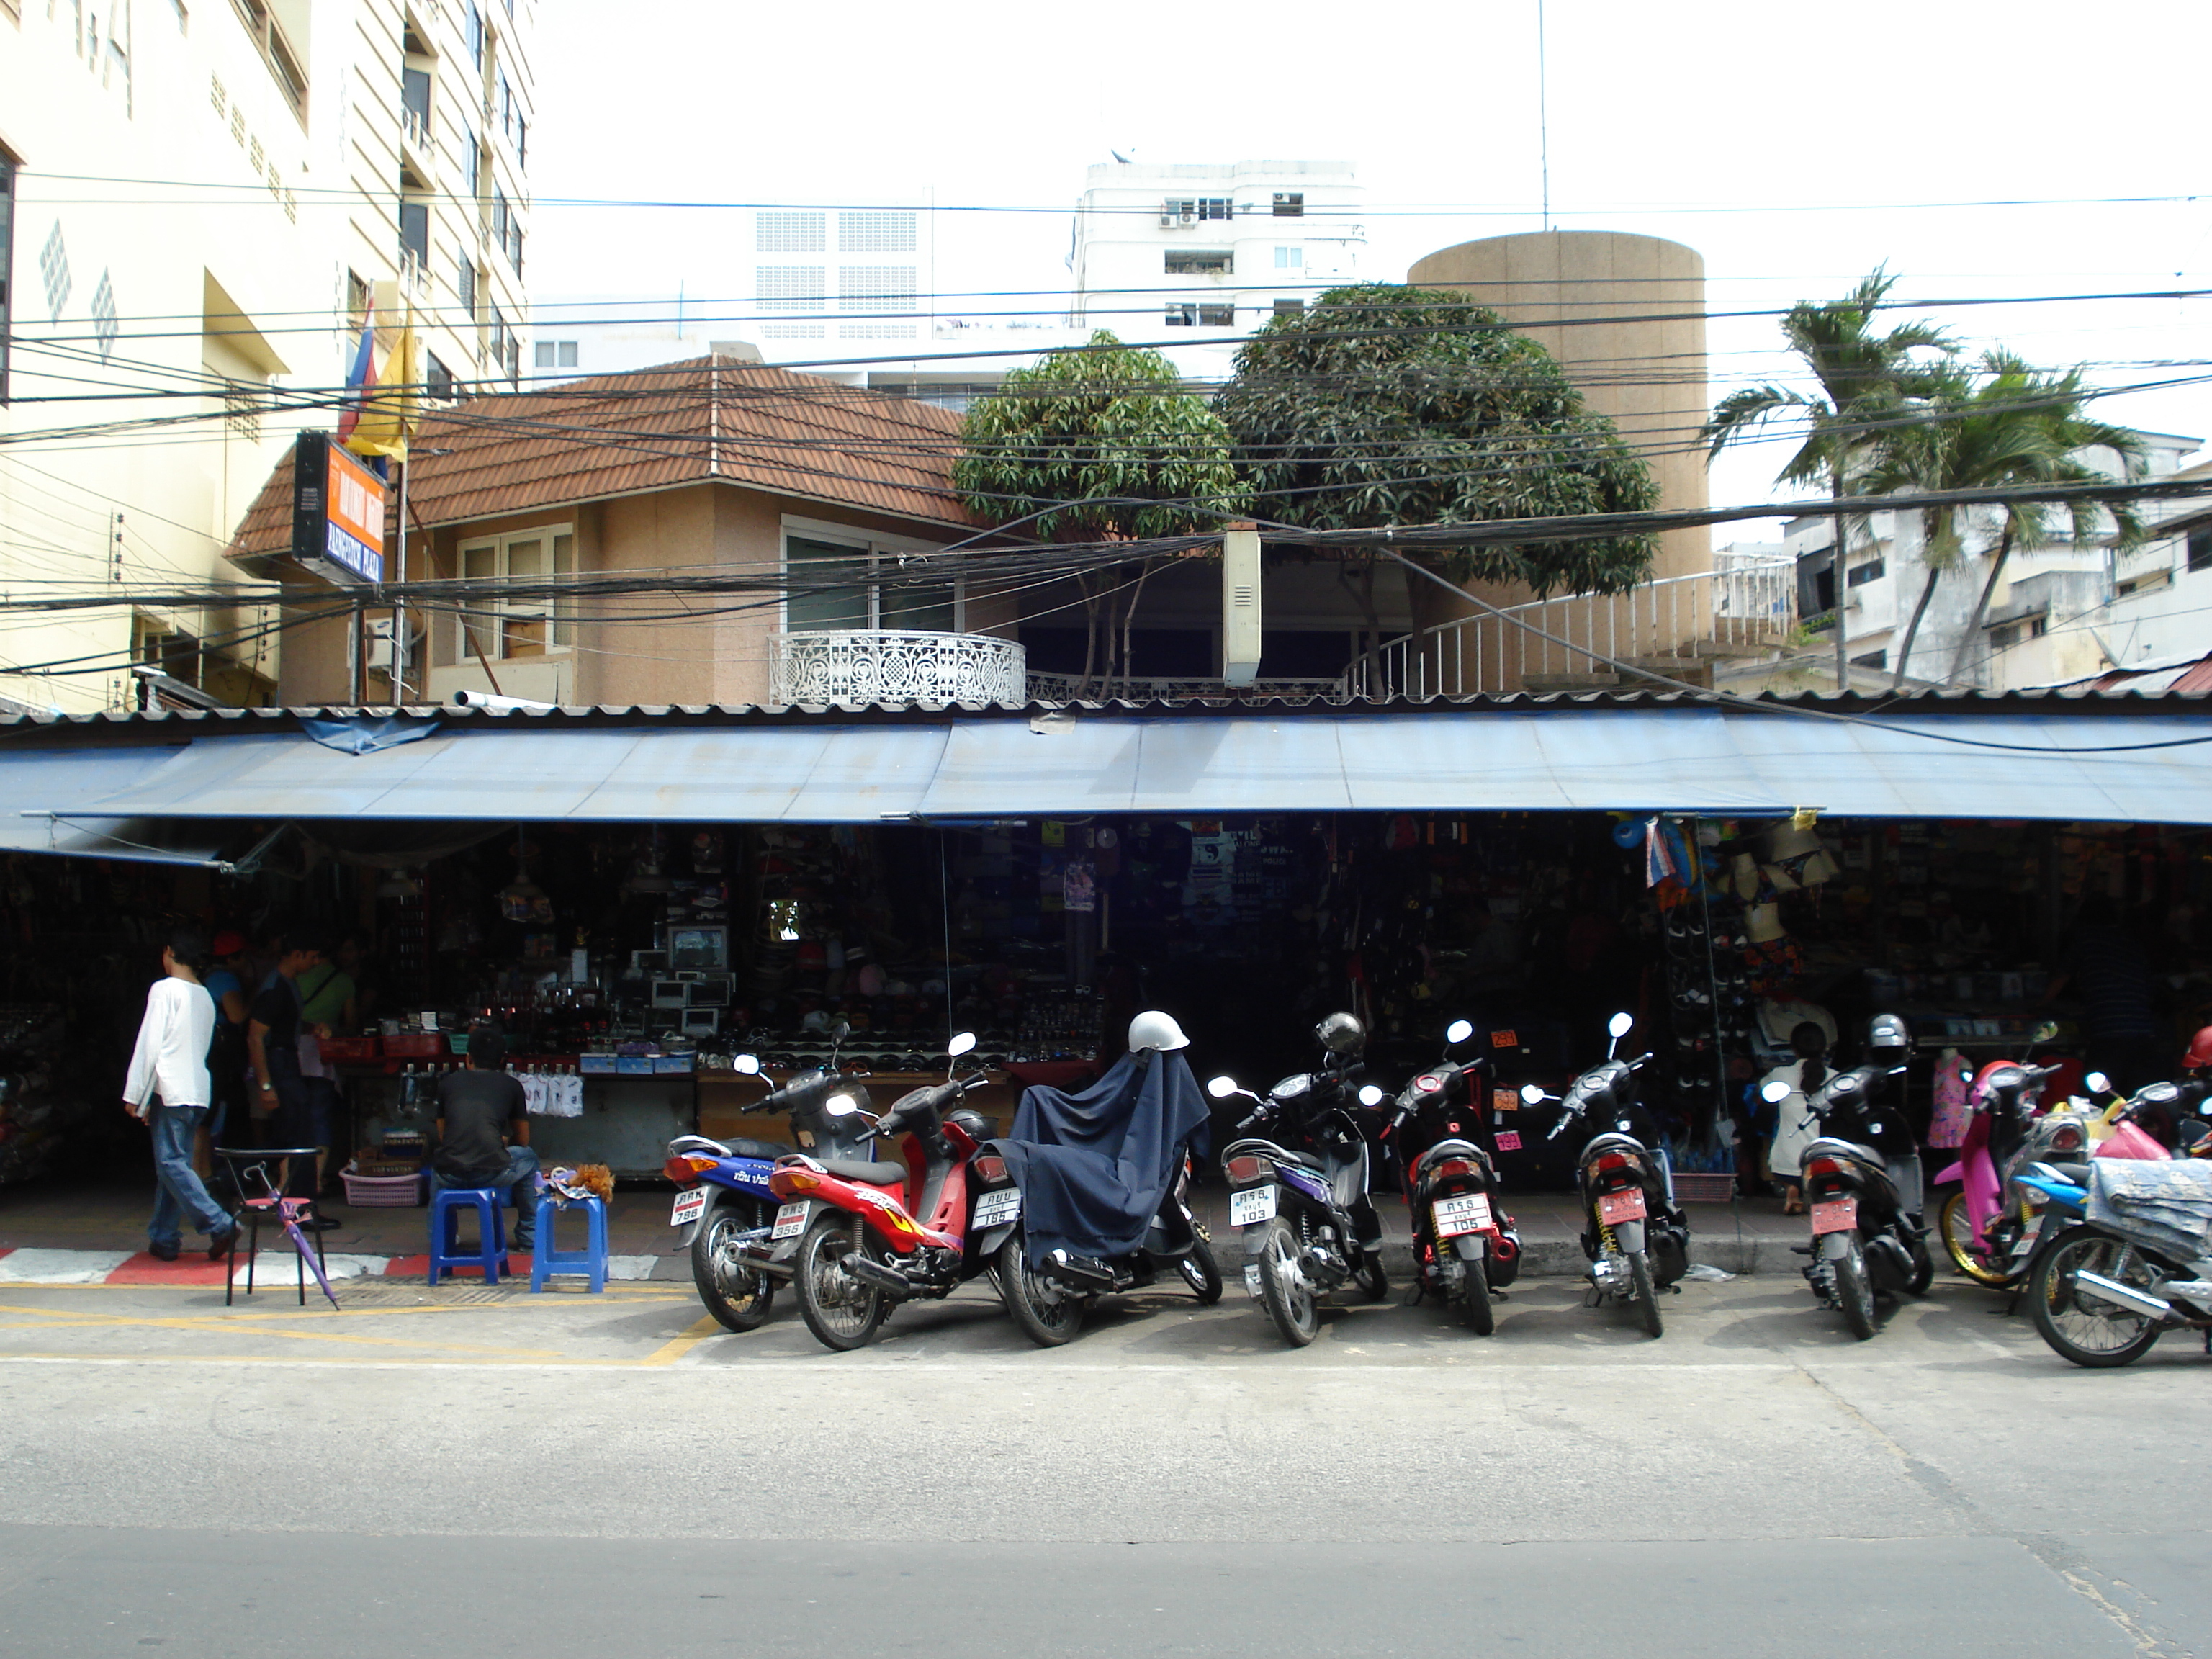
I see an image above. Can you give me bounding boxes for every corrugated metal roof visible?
[227,357,979,559]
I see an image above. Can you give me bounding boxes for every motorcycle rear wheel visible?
[1177,1231,1223,1305]
[1938,1190,2013,1288]
[2029,1226,2164,1369]
[691,1208,776,1333]
[1905,1230,1936,1295]
[1834,1240,1878,1341]
[1629,1249,1664,1339]
[1257,1218,1319,1347]
[1351,1251,1389,1303]
[999,1231,1089,1347]
[793,1213,886,1352]
[1457,1250,1496,1336]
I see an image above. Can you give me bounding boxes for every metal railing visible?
[401,102,432,155]
[770,630,1027,708]
[1340,558,1796,698]
[1025,674,1345,703]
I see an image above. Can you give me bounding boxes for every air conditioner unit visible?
[366,618,423,673]
[1177,211,1196,225]
[1159,213,1179,228]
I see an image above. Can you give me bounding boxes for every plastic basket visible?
[1671,1172,1739,1204]
[342,1170,427,1207]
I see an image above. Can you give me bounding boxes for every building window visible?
[399,199,431,266]
[1989,616,2049,650]
[1197,303,1234,327]
[465,0,484,68]
[1272,192,1305,217]
[1850,649,1887,670]
[1164,304,1195,327]
[757,210,827,253]
[463,132,481,200]
[457,258,476,321]
[1197,197,1232,220]
[1845,557,1884,588]
[757,266,823,310]
[1160,197,1232,223]
[455,528,576,660]
[838,211,916,253]
[230,0,308,114]
[2116,570,2172,599]
[533,340,577,369]
[425,353,454,400]
[1272,298,1305,318]
[490,189,521,273]
[838,265,915,313]
[2188,529,2212,572]
[400,65,431,150]
[784,533,957,633]
[1164,250,1232,275]
[1273,246,1303,270]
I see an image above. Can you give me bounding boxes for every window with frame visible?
[398,198,431,265]
[1273,246,1302,269]
[425,353,454,400]
[455,527,576,660]
[1272,298,1305,317]
[2188,530,2212,572]
[1164,303,1195,328]
[784,533,956,634]
[457,257,476,320]
[1845,557,1884,588]
[1165,250,1231,275]
[533,340,577,369]
[1196,302,1234,327]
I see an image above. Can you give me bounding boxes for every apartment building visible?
[0,0,538,715]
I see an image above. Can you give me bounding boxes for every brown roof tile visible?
[228,357,979,559]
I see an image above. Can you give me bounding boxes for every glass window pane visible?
[881,582,955,633]
[505,537,544,577]
[785,536,870,631]
[552,534,575,645]
[460,543,498,660]
[503,613,547,657]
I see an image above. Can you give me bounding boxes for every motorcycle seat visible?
[813,1158,909,1188]
[1273,1149,1325,1171]
[725,1138,792,1161]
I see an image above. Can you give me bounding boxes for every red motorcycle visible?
[766,1033,1022,1352]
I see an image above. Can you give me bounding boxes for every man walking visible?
[246,927,335,1220]
[124,927,240,1262]
[431,1025,538,1252]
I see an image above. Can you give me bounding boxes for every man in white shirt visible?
[125,928,240,1262]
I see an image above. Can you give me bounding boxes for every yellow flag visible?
[346,319,419,462]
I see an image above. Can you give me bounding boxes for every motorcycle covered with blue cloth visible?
[991,1010,1222,1348]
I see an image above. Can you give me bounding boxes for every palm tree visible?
[1702,271,1952,688]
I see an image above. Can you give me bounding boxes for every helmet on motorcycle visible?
[1866,1013,1911,1053]
[1126,1010,1190,1053]
[2185,1025,2212,1069]
[1316,1012,1366,1055]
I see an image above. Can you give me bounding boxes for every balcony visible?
[769,630,1028,709]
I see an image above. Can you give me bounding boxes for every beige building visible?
[0,0,537,715]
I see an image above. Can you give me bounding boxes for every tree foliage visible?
[1213,284,1659,597]
[953,331,1247,541]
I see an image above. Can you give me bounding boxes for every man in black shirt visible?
[246,929,329,1214]
[432,1025,538,1251]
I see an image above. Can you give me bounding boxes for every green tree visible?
[1702,270,1953,687]
[955,331,1246,695]
[1213,284,1659,597]
[1866,351,2146,686]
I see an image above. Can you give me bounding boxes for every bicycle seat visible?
[814,1158,909,1187]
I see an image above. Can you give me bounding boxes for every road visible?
[0,1269,2203,1657]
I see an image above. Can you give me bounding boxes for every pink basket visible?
[341,1170,427,1207]
[1671,1172,1739,1204]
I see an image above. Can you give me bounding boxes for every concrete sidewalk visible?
[0,1172,1812,1282]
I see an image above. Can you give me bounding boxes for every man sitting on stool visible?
[431,1024,538,1252]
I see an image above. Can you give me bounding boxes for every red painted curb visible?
[105,1251,233,1285]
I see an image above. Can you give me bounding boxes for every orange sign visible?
[291,431,385,584]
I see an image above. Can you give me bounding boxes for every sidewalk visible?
[0,1174,1812,1284]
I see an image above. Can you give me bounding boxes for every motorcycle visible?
[763,1032,1020,1352]
[1936,1042,2077,1290]
[1213,1012,1390,1348]
[2023,1158,2212,1368]
[1380,1017,1523,1335]
[1766,1014,1933,1340]
[1525,1011,1689,1339]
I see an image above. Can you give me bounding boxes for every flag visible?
[346,317,420,463]
[335,305,379,445]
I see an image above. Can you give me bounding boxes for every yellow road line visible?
[639,1314,722,1367]
[0,1305,565,1357]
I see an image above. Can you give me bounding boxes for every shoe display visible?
[148,1240,181,1262]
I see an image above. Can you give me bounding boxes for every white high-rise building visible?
[0,0,539,714]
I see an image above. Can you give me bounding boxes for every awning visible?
[0,745,234,867]
[30,706,2212,827]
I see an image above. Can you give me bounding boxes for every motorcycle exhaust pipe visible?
[840,1252,915,1299]
[1043,1249,1116,1292]
[2072,1269,2172,1321]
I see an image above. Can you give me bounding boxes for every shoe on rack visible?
[148,1240,181,1262]
[208,1218,243,1261]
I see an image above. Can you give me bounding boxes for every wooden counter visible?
[696,1069,1022,1146]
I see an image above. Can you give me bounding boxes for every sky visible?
[529,0,2212,531]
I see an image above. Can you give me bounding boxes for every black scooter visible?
[1526,1012,1689,1338]
[1382,1017,1524,1334]
[1212,1012,1390,1348]
[998,1153,1220,1346]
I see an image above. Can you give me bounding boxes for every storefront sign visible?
[290,431,386,585]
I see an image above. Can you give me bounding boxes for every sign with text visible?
[290,431,386,585]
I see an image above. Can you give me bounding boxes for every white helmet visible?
[1128,1010,1190,1053]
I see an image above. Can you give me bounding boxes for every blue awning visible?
[0,744,234,866]
[17,705,2212,828]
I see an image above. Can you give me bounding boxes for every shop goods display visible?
[0,1005,67,1188]
[1214,1013,1392,1348]
[1529,1012,1691,1339]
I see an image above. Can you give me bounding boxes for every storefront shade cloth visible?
[0,744,230,867]
[987,1051,1211,1269]
[23,706,2212,824]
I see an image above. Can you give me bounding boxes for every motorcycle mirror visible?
[1760,1079,1791,1103]
[824,1093,861,1118]
[1445,1019,1474,1046]
[2031,1020,2059,1044]
[1205,1075,1241,1100]
[1520,1083,1547,1106]
[1607,1012,1635,1039]
[733,1053,762,1076]
[946,1032,977,1059]
[1358,1084,1386,1107]
[2085,1071,2110,1094]
[832,1019,852,1043]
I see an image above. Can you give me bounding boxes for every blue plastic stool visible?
[428,1186,508,1285]
[530,1195,608,1293]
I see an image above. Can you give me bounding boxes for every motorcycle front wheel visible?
[793,1213,886,1352]
[1937,1190,2013,1287]
[1833,1238,1877,1341]
[690,1208,777,1332]
[2029,1226,2165,1369]
[1256,1218,1319,1347]
[1177,1231,1223,1305]
[1629,1249,1664,1339]
[999,1231,1089,1347]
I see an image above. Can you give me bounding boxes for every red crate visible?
[382,1033,447,1059]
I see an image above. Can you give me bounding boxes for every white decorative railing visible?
[770,630,1027,708]
[1340,559,1797,698]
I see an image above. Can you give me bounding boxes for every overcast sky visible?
[531,0,2212,528]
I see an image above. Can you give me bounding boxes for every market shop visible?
[4,691,2211,1210]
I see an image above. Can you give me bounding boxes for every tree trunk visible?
[1890,561,1943,689]
[1118,557,1156,701]
[1074,574,1100,699]
[1945,525,2015,687]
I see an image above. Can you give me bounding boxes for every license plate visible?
[1242,1262,1263,1298]
[670,1187,709,1227]
[971,1187,1021,1228]
[770,1202,809,1240]
[1432,1192,1493,1238]
[1596,1188,1646,1226]
[1229,1185,1277,1227]
[1810,1197,1858,1235]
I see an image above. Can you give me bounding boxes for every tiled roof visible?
[228,357,979,559]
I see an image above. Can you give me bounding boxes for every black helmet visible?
[1316,1012,1365,1055]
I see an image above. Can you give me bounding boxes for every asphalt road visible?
[0,1271,2204,1657]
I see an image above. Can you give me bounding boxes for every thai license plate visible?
[770,1202,809,1240]
[972,1187,1021,1228]
[1810,1197,1858,1235]
[1432,1192,1493,1238]
[1243,1263,1264,1298]
[1229,1185,1278,1227]
[670,1187,709,1227]
[1596,1187,1646,1226]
